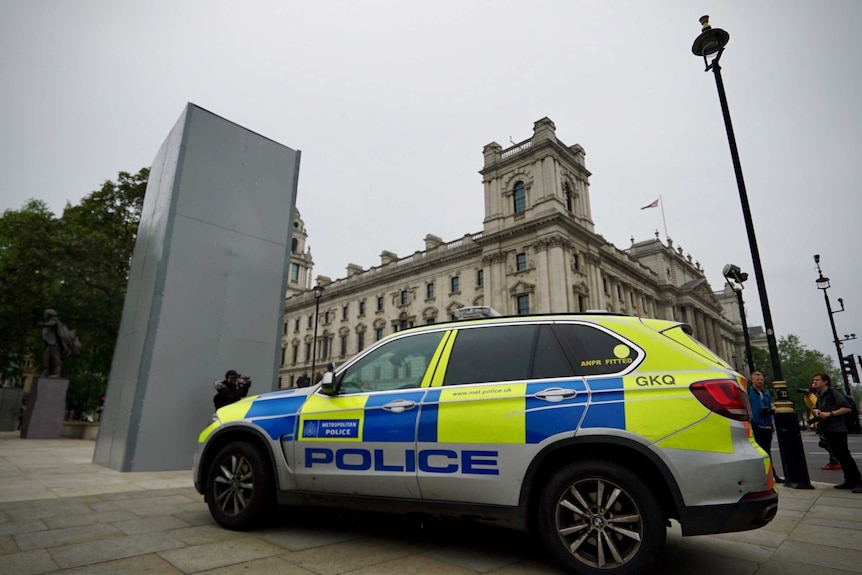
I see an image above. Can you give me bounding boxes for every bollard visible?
[772,381,813,489]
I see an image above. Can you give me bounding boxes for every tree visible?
[0,200,64,375]
[0,169,148,413]
[751,335,839,416]
[57,169,148,412]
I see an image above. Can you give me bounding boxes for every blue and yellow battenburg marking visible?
[203,369,744,459]
[201,390,309,443]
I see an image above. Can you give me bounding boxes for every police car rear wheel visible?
[206,442,275,530]
[538,460,665,575]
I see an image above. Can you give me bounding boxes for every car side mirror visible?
[319,371,337,396]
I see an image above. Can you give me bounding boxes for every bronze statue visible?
[38,310,80,378]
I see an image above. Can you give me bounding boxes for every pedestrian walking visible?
[802,383,840,470]
[811,373,862,493]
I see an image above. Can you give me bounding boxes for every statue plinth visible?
[20,377,69,439]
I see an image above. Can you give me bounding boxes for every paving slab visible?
[49,531,187,569]
[771,538,862,573]
[340,553,481,575]
[4,549,60,575]
[0,533,19,554]
[158,537,287,573]
[193,556,317,575]
[282,536,441,575]
[56,553,185,575]
[14,522,121,551]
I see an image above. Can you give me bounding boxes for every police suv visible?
[193,310,778,575]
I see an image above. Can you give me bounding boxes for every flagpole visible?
[659,195,669,240]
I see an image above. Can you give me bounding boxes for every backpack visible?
[828,387,860,434]
[845,392,861,434]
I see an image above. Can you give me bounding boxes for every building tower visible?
[478,117,595,315]
[286,209,314,297]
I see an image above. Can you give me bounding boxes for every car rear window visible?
[443,325,536,385]
[442,324,577,386]
[553,323,642,376]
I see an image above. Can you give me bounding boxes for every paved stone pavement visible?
[1,432,861,574]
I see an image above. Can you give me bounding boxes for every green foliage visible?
[0,200,64,373]
[752,335,839,417]
[0,169,148,414]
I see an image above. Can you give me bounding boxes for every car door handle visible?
[383,399,417,413]
[534,388,577,403]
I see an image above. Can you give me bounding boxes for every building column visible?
[707,317,718,351]
[548,238,570,312]
[483,251,507,314]
[710,319,722,355]
[694,309,706,344]
[533,240,551,313]
[585,253,603,311]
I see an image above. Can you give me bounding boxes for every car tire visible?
[205,441,275,530]
[537,459,666,575]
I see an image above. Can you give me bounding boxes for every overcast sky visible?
[2,1,860,373]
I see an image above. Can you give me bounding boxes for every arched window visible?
[564,182,574,212]
[513,181,526,214]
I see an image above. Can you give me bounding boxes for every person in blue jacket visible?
[748,371,784,483]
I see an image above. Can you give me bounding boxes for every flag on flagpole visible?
[640,198,659,210]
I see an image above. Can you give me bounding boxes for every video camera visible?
[759,406,775,417]
[797,388,814,394]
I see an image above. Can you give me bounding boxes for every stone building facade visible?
[279,118,745,387]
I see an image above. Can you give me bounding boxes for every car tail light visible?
[690,379,751,421]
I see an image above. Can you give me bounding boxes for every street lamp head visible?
[722,263,748,284]
[692,15,730,67]
[837,297,844,305]
[815,275,831,290]
[312,284,325,300]
[814,254,820,264]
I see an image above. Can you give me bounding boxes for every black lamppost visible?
[311,284,324,382]
[692,16,782,382]
[814,254,855,396]
[693,16,811,489]
[723,264,754,376]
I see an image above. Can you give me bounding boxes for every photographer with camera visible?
[213,369,252,410]
[748,371,784,483]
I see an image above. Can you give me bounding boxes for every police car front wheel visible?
[205,441,275,530]
[537,460,666,575]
